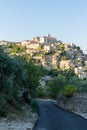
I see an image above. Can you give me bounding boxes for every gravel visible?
[0,112,38,130]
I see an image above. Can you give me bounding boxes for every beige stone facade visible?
[0,40,8,45]
[33,34,57,44]
[21,40,30,46]
[60,60,74,70]
[40,34,57,44]
[74,67,87,79]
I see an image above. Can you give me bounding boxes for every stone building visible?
[33,34,57,44]
[60,60,74,70]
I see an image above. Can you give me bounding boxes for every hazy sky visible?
[0,0,87,52]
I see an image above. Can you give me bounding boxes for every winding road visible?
[33,100,87,130]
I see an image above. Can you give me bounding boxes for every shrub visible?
[31,100,38,112]
[0,96,8,117]
[60,85,77,97]
[34,87,44,98]
[47,74,66,99]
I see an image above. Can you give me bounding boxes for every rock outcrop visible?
[57,93,87,113]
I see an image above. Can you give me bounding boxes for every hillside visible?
[1,36,87,79]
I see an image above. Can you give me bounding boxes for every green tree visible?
[60,85,77,97]
[62,69,75,80]
[25,62,45,96]
[58,43,64,50]
[76,46,80,50]
[0,47,27,115]
[47,74,66,98]
[61,56,67,60]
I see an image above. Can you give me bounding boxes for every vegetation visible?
[61,56,67,60]
[31,100,38,112]
[34,87,45,98]
[76,46,80,50]
[3,42,26,56]
[46,74,66,98]
[60,85,77,97]
[0,46,45,116]
[39,68,87,99]
[1,41,87,116]
[58,43,64,50]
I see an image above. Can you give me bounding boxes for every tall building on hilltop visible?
[33,34,57,44]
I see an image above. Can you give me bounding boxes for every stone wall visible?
[57,93,87,113]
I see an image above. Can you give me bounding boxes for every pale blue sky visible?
[0,0,87,52]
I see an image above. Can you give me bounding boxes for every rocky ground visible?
[0,106,38,130]
[57,92,87,119]
[1,93,87,130]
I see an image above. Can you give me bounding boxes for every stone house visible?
[60,60,74,70]
[21,40,30,46]
[74,66,87,79]
[0,40,8,45]
[43,44,55,53]
[64,43,75,49]
[76,56,83,62]
[33,34,57,44]
[65,48,74,56]
[84,60,87,65]
[26,42,40,50]
[41,54,59,70]
[33,36,40,42]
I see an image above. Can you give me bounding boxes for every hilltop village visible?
[1,35,87,130]
[1,34,87,79]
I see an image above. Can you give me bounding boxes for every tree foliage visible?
[46,68,77,98]
[47,74,66,98]
[60,85,77,97]
[0,46,45,116]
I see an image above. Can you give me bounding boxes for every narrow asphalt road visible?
[33,100,87,130]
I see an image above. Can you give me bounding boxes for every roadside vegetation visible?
[34,68,87,99]
[0,46,45,117]
[1,43,87,117]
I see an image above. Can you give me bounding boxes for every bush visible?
[47,74,66,99]
[31,100,38,112]
[0,109,7,117]
[0,97,8,117]
[34,87,45,98]
[60,85,77,97]
[78,80,87,92]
